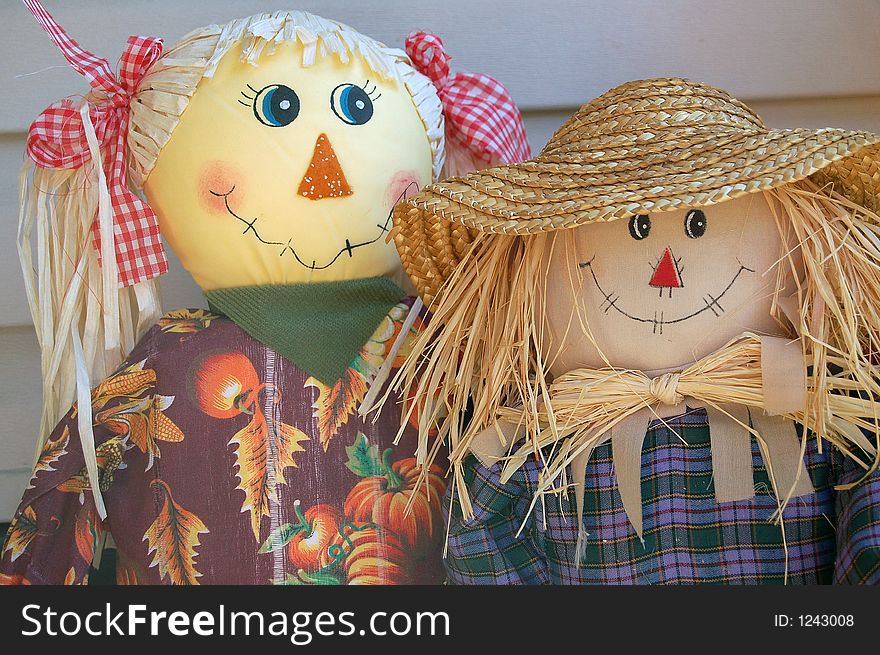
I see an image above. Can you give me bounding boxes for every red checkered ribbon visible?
[405,31,531,166]
[23,0,167,287]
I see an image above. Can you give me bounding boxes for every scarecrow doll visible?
[388,78,880,584]
[0,3,529,585]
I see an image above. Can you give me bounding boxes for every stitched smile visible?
[210,183,417,270]
[578,257,755,335]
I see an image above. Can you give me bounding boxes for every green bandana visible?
[206,278,406,385]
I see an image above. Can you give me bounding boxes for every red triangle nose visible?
[650,247,683,288]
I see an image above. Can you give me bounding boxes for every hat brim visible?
[394,128,880,304]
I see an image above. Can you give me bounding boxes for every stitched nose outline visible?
[650,247,683,288]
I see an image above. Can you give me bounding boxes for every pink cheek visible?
[385,170,423,209]
[198,161,242,214]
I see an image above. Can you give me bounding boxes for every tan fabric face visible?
[544,192,790,375]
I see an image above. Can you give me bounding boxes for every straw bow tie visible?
[643,372,684,406]
[468,333,880,541]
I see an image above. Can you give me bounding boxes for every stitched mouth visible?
[578,257,755,335]
[210,182,418,271]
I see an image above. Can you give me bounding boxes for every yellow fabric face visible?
[144,40,433,290]
[543,192,792,376]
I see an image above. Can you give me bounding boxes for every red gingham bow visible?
[24,0,167,287]
[405,31,531,166]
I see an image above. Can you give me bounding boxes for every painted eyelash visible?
[238,85,256,107]
[363,79,382,101]
[240,82,380,109]
[237,84,261,107]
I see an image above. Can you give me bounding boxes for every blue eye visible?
[330,83,375,125]
[251,84,300,127]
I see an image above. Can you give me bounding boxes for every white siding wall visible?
[1,0,879,519]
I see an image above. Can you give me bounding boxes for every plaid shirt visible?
[444,408,880,585]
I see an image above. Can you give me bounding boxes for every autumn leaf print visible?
[28,425,70,488]
[95,394,184,469]
[56,435,131,498]
[3,506,39,562]
[158,309,218,334]
[275,422,311,480]
[192,350,310,542]
[303,306,411,450]
[115,550,151,585]
[345,433,385,477]
[305,368,369,451]
[62,567,89,585]
[230,410,310,541]
[143,480,208,585]
[74,503,105,565]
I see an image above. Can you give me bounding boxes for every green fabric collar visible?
[206,278,405,385]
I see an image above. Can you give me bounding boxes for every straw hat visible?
[393,77,880,304]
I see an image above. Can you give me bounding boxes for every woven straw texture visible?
[394,77,880,304]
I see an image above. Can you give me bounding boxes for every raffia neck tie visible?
[469,335,820,543]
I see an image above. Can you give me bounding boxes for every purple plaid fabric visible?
[444,408,880,585]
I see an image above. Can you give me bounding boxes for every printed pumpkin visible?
[344,434,445,549]
[334,524,408,585]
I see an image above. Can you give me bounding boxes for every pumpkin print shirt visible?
[0,299,446,585]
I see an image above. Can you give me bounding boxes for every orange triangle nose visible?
[650,247,683,288]
[297,133,353,200]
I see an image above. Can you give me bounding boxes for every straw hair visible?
[384,179,880,523]
[129,10,449,188]
[18,163,156,443]
[21,9,457,455]
[393,77,880,305]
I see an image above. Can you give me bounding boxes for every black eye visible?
[330,83,374,125]
[685,209,707,238]
[628,214,651,240]
[252,84,300,127]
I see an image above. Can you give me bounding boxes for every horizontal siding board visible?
[1,0,879,132]
[0,326,42,521]
[0,135,27,326]
[0,471,31,524]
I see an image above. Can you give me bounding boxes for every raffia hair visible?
[128,10,449,187]
[387,178,880,516]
